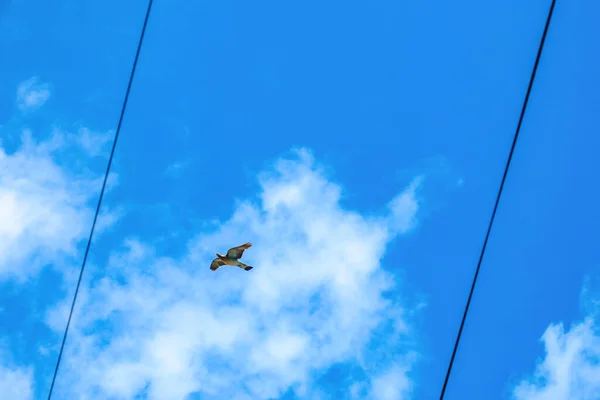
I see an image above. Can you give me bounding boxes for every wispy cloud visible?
[512,278,600,400]
[164,160,189,179]
[388,175,423,234]
[47,148,434,399]
[16,77,50,112]
[75,127,113,158]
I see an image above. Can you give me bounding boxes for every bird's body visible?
[210,242,254,271]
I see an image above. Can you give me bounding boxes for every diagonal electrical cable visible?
[438,0,556,398]
[45,1,154,399]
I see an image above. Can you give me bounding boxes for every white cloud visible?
[48,149,433,400]
[16,76,50,111]
[0,129,118,282]
[0,362,34,400]
[0,343,34,400]
[0,133,91,281]
[512,285,600,400]
[370,363,413,400]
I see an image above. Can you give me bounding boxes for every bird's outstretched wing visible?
[210,258,226,271]
[226,242,252,259]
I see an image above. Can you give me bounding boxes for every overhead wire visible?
[45,1,155,399]
[438,0,557,398]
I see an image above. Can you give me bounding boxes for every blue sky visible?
[0,0,599,399]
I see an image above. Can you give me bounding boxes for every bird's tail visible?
[244,266,253,271]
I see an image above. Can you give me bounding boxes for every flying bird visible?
[210,242,254,271]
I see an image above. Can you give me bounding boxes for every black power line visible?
[45,1,155,399]
[438,0,557,398]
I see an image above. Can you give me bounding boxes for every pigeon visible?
[210,242,254,271]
